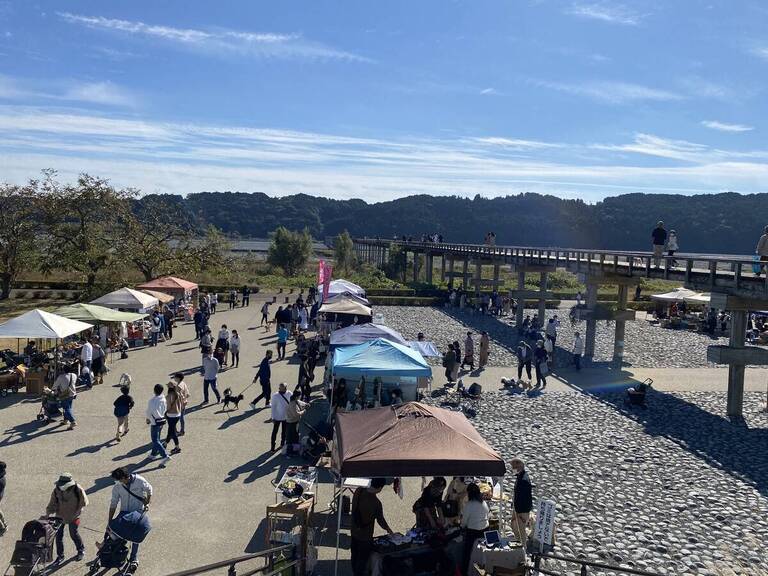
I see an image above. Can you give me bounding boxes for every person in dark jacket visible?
[249,350,273,409]
[0,461,6,536]
[511,458,533,548]
[442,344,457,384]
[516,341,532,381]
[533,340,548,388]
[651,221,667,268]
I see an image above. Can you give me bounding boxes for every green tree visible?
[0,182,43,299]
[384,244,408,283]
[333,230,357,273]
[267,226,312,276]
[37,172,135,292]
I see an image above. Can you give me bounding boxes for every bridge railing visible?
[164,544,296,576]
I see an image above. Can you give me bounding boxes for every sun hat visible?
[55,473,76,490]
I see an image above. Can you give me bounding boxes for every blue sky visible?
[0,0,767,201]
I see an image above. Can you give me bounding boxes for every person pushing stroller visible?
[46,473,88,564]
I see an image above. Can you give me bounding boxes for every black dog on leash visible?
[222,388,244,411]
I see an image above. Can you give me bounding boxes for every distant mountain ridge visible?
[139,191,767,255]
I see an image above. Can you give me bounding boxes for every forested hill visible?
[143,191,766,254]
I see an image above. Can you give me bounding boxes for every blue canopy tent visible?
[331,338,431,404]
[329,323,408,348]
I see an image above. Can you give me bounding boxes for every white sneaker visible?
[161,456,172,465]
[249,402,256,410]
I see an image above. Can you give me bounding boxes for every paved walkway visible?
[0,297,764,575]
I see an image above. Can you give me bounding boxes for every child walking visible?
[113,385,134,442]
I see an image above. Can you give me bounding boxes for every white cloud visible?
[0,74,137,108]
[0,106,766,201]
[567,2,643,25]
[480,88,498,95]
[63,82,138,107]
[58,12,370,63]
[750,46,768,61]
[701,120,754,133]
[533,79,684,104]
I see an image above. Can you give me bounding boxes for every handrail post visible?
[228,564,237,576]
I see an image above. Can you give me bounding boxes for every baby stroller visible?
[4,516,62,576]
[36,390,62,424]
[87,511,151,575]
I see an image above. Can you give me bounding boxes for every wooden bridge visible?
[352,238,768,418]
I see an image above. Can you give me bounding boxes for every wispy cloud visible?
[63,81,138,107]
[532,79,684,104]
[567,2,643,26]
[751,45,768,61]
[480,88,498,95]
[58,12,370,63]
[0,74,137,108]
[701,120,754,133]
[1,106,766,201]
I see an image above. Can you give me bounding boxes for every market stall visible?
[0,309,93,394]
[650,288,701,328]
[317,279,366,302]
[318,293,373,330]
[331,402,510,576]
[91,287,159,314]
[136,276,198,318]
[324,290,371,306]
[55,303,147,354]
[140,289,174,305]
[330,323,408,348]
[331,338,431,404]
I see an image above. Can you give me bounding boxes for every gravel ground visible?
[378,305,735,368]
[426,390,768,576]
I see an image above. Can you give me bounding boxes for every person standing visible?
[350,478,392,576]
[666,230,679,267]
[260,301,271,325]
[199,328,213,361]
[510,458,533,548]
[249,350,273,409]
[651,221,667,268]
[193,308,204,340]
[91,339,105,386]
[113,385,134,442]
[229,289,237,310]
[545,318,557,346]
[534,340,548,388]
[79,337,92,372]
[149,312,162,347]
[285,389,307,456]
[210,293,218,314]
[756,225,768,276]
[146,384,170,463]
[201,349,222,404]
[172,373,190,436]
[229,330,241,368]
[241,285,250,307]
[216,324,230,368]
[163,306,174,340]
[53,367,78,430]
[460,483,490,576]
[108,468,152,572]
[573,332,584,371]
[269,383,291,452]
[164,380,182,454]
[276,324,289,360]
[461,332,475,370]
[46,473,88,563]
[442,344,457,384]
[478,331,490,370]
[516,341,532,381]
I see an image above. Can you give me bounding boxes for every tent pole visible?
[334,483,343,576]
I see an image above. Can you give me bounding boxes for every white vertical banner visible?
[532,499,556,550]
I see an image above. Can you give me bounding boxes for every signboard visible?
[532,499,556,550]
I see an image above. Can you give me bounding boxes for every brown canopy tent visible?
[333,402,505,477]
[331,402,507,575]
[136,276,199,312]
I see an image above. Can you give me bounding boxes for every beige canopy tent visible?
[319,294,372,317]
[684,292,711,305]
[650,287,698,303]
[91,287,159,313]
[141,289,174,304]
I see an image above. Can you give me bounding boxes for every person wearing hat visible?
[534,340,548,388]
[46,473,89,563]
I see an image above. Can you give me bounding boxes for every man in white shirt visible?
[146,384,170,462]
[108,467,152,570]
[80,339,92,371]
[269,383,291,452]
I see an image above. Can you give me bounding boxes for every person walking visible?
[229,289,237,310]
[534,340,548,388]
[516,341,532,382]
[113,385,134,442]
[0,461,6,537]
[573,332,584,371]
[544,337,554,365]
[478,331,490,370]
[201,349,222,404]
[46,473,88,563]
[146,384,170,463]
[652,221,667,268]
[442,344,457,384]
[193,308,204,340]
[510,458,533,548]
[164,380,182,454]
[269,383,291,452]
[229,329,241,368]
[149,312,161,347]
[249,350,273,409]
[53,367,78,430]
[210,293,218,314]
[545,318,557,346]
[216,324,230,368]
[79,337,92,372]
[460,483,489,576]
[108,468,152,572]
[260,301,271,325]
[285,389,307,456]
[350,478,392,576]
[756,226,768,276]
[276,324,289,360]
[91,339,105,386]
[163,306,174,340]
[199,328,213,360]
[461,332,475,371]
[172,373,190,436]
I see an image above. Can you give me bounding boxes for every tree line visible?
[0,172,230,299]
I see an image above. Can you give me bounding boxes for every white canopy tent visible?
[318,279,365,301]
[684,292,711,305]
[650,287,698,303]
[0,309,93,339]
[91,287,159,313]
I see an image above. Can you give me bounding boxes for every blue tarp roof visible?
[330,323,408,347]
[332,338,432,379]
